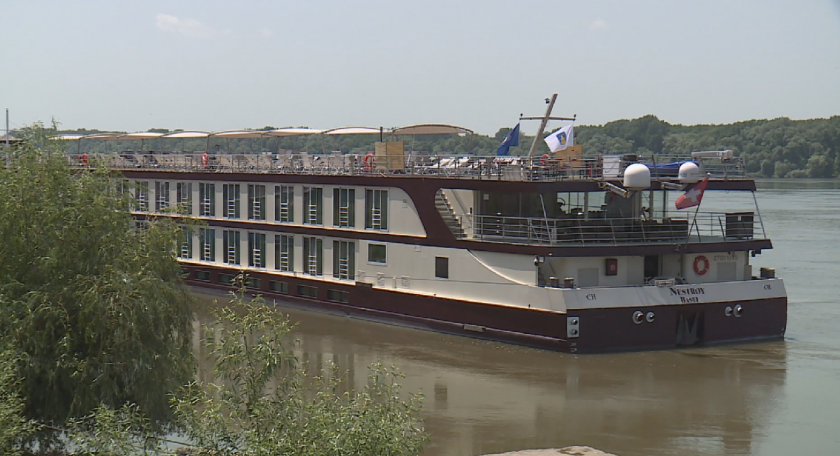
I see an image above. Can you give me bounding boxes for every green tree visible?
[0,125,194,446]
[172,286,428,456]
[0,349,37,456]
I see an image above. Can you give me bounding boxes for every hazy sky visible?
[3,0,839,136]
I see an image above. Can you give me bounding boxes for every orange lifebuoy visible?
[79,153,88,166]
[201,152,209,168]
[693,255,710,276]
[540,154,550,166]
[364,153,374,171]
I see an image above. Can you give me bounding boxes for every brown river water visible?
[192,180,840,456]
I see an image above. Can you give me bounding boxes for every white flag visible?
[544,124,574,152]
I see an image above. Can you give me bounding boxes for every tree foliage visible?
[0,125,194,443]
[172,287,428,456]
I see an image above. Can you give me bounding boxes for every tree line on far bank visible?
[22,114,840,178]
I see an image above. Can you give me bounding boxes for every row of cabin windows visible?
[133,181,387,230]
[183,228,369,281]
[182,228,449,281]
[190,273,350,303]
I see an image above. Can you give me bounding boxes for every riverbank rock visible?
[481,446,618,456]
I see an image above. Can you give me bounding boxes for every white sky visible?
[3,0,839,136]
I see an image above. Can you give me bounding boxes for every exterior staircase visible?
[435,190,465,239]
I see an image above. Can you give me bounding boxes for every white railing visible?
[463,211,764,246]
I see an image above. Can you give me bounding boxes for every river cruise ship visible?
[64,125,786,353]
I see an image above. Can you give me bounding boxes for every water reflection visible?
[191,291,786,456]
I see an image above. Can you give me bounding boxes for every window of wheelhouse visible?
[303,187,323,225]
[200,228,215,262]
[176,182,192,215]
[223,184,241,219]
[275,234,294,272]
[223,230,241,265]
[155,181,170,212]
[134,181,149,212]
[302,236,323,276]
[199,183,215,217]
[275,185,294,223]
[332,240,355,280]
[365,189,388,230]
[333,188,355,228]
[248,184,266,221]
[248,232,266,268]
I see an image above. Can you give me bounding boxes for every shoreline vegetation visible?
[16,114,840,179]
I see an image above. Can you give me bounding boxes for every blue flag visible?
[497,123,520,156]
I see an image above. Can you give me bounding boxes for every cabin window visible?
[194,271,211,281]
[134,181,149,212]
[223,230,241,265]
[303,187,323,225]
[275,234,295,272]
[223,184,241,219]
[303,237,323,276]
[333,188,356,228]
[297,285,318,298]
[327,289,349,303]
[248,184,266,221]
[155,181,170,212]
[269,280,289,294]
[333,240,356,280]
[199,183,215,217]
[176,182,192,215]
[248,232,266,268]
[365,189,388,230]
[219,273,236,285]
[275,185,294,223]
[245,277,261,289]
[200,228,215,262]
[435,256,449,279]
[368,244,387,264]
[116,179,130,196]
[178,226,193,259]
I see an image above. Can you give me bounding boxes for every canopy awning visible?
[323,127,384,135]
[161,131,211,139]
[120,132,166,140]
[391,124,473,136]
[264,128,323,137]
[81,133,125,141]
[211,130,267,139]
[51,134,85,141]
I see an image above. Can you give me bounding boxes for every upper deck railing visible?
[463,211,765,245]
[67,151,746,182]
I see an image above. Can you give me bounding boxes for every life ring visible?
[201,152,209,168]
[79,153,88,166]
[364,153,374,171]
[540,154,550,167]
[693,255,710,276]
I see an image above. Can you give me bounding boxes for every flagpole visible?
[690,173,711,242]
[527,94,557,158]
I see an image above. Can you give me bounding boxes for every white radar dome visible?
[678,161,701,184]
[623,163,651,190]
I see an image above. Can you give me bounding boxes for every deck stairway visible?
[436,190,465,239]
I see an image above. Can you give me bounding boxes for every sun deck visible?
[68,151,746,182]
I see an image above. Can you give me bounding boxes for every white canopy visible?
[211,130,267,139]
[264,128,323,137]
[161,131,211,139]
[391,124,473,136]
[323,127,384,135]
[120,132,166,140]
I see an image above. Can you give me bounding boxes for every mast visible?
[5,108,8,146]
[527,94,556,157]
